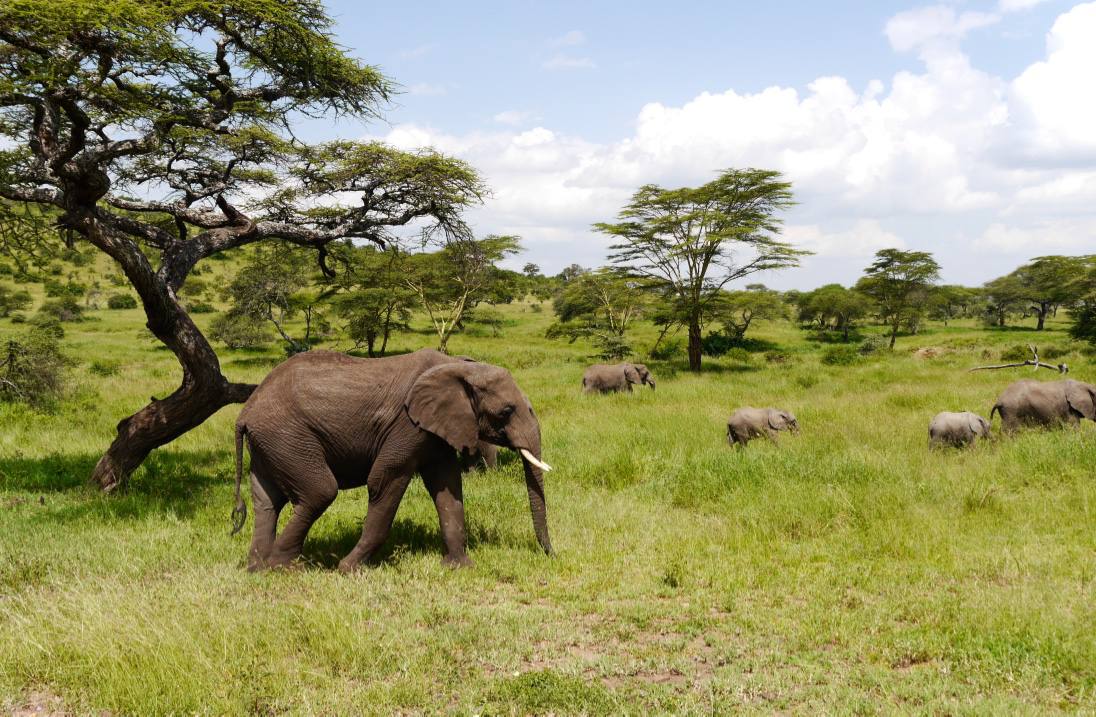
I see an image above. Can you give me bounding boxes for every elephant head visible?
[405,362,552,554]
[1065,380,1096,421]
[769,409,799,434]
[967,412,991,438]
[624,363,656,390]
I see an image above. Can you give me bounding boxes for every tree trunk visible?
[71,212,256,491]
[1036,302,1047,331]
[889,319,899,349]
[687,316,702,371]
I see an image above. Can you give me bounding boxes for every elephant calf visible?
[992,379,1096,432]
[582,363,656,394]
[929,411,991,448]
[727,407,799,446]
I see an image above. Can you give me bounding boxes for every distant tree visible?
[600,168,805,370]
[523,263,541,278]
[981,274,1026,327]
[797,284,872,341]
[221,246,324,355]
[0,1,484,488]
[712,286,788,340]
[329,247,414,357]
[927,285,977,326]
[557,264,587,283]
[406,235,522,353]
[547,268,648,359]
[208,313,274,350]
[985,256,1088,331]
[855,249,940,348]
[1068,261,1096,346]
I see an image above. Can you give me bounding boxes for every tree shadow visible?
[0,449,229,522]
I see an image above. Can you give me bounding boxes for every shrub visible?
[649,337,685,361]
[858,335,888,355]
[701,331,738,357]
[725,347,750,363]
[188,301,215,314]
[107,293,138,310]
[9,313,26,324]
[89,359,120,377]
[44,279,86,299]
[1069,304,1096,347]
[0,284,33,317]
[29,316,64,339]
[765,350,790,363]
[529,302,543,313]
[0,327,66,408]
[1000,343,1071,361]
[821,345,861,366]
[209,312,272,349]
[37,296,84,322]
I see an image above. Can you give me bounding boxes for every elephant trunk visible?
[517,431,552,555]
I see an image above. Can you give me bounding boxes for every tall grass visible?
[1,282,1095,714]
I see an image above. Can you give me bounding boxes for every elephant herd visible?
[930,378,1096,448]
[230,350,1095,572]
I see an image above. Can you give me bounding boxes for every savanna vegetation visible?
[3,1,1096,714]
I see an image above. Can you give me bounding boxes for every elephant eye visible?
[501,404,515,417]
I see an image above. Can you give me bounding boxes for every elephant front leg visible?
[338,466,413,574]
[423,458,472,568]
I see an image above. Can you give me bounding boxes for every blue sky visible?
[302,1,1096,289]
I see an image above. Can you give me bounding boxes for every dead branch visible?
[969,344,1068,375]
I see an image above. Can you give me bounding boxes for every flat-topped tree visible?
[0,1,485,490]
[599,169,805,371]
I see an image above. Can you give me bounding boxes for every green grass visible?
[2,285,1096,714]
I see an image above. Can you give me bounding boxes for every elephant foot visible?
[338,557,366,575]
[441,553,473,569]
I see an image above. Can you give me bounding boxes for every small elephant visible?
[991,379,1096,432]
[929,411,991,448]
[727,407,799,446]
[232,349,553,572]
[582,363,656,394]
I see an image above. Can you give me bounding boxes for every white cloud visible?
[550,30,586,47]
[380,2,1096,284]
[999,0,1052,11]
[407,83,447,96]
[542,54,596,70]
[493,110,537,126]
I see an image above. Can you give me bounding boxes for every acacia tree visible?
[712,285,787,340]
[406,235,521,353]
[855,249,940,348]
[599,169,804,371]
[796,284,872,340]
[0,2,484,489]
[546,268,648,359]
[994,256,1088,330]
[328,245,414,357]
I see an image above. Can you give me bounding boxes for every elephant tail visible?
[990,404,1000,422]
[230,423,248,536]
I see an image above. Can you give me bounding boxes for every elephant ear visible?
[967,413,986,436]
[623,364,641,384]
[767,411,785,430]
[405,363,479,453]
[1065,381,1096,420]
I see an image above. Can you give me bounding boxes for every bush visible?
[89,359,120,376]
[858,335,888,355]
[44,279,86,299]
[725,347,750,363]
[764,350,790,364]
[37,296,84,322]
[0,284,33,317]
[821,345,861,366]
[649,337,685,361]
[188,301,215,314]
[9,313,26,324]
[209,312,272,349]
[107,293,138,310]
[0,327,66,408]
[701,331,738,357]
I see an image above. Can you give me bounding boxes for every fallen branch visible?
[969,344,1068,374]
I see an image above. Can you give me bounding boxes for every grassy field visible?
[2,278,1095,714]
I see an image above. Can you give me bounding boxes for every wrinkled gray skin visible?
[461,442,498,472]
[727,407,799,446]
[232,349,551,572]
[582,363,656,394]
[929,411,991,448]
[991,379,1096,432]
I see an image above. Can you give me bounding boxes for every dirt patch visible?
[912,347,949,360]
[7,690,71,717]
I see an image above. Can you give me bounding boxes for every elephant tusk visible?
[519,448,553,472]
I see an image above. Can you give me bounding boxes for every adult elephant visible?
[231,349,553,572]
[991,378,1096,432]
[582,363,656,394]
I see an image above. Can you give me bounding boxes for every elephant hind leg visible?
[247,461,287,571]
[338,453,414,574]
[263,454,338,570]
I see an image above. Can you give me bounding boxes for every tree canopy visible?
[0,0,485,488]
[855,249,940,348]
[598,168,805,370]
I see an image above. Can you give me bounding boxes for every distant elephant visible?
[991,379,1096,432]
[582,363,656,394]
[727,407,799,446]
[929,411,991,448]
[232,349,553,572]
